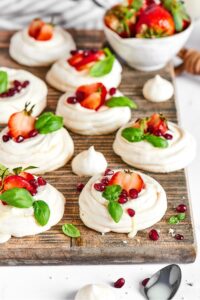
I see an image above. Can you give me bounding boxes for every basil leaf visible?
[106,96,137,109]
[177,213,186,221]
[102,185,122,202]
[144,134,168,148]
[62,224,80,238]
[35,112,63,134]
[0,188,33,208]
[89,54,115,77]
[108,201,123,223]
[0,71,8,94]
[33,200,50,226]
[122,127,143,142]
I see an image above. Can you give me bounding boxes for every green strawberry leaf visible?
[121,127,144,142]
[0,188,33,208]
[102,185,122,202]
[144,134,169,148]
[62,224,80,238]
[0,163,9,178]
[106,96,137,109]
[35,112,63,134]
[0,71,8,94]
[33,200,50,226]
[108,201,123,223]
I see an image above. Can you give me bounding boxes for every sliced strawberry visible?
[68,50,105,71]
[108,170,144,193]
[8,105,36,139]
[37,24,53,41]
[19,172,35,182]
[3,175,34,193]
[147,113,168,135]
[76,83,107,110]
[28,19,44,39]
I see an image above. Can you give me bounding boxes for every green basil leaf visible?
[177,213,186,221]
[35,112,63,134]
[0,188,33,208]
[0,71,8,94]
[102,185,122,202]
[108,201,123,223]
[168,216,179,225]
[106,96,137,109]
[62,224,80,238]
[33,200,50,226]
[122,127,143,142]
[144,134,169,148]
[89,54,115,77]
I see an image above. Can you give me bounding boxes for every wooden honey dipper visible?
[175,48,200,75]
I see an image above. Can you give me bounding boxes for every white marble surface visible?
[0,21,200,300]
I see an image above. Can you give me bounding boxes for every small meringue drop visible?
[74,284,116,300]
[143,75,174,102]
[71,146,107,176]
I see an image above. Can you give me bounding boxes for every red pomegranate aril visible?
[101,177,109,185]
[109,87,116,96]
[142,278,150,287]
[175,234,184,240]
[114,278,125,288]
[104,168,114,176]
[2,134,10,142]
[164,133,173,140]
[91,49,98,54]
[30,189,37,196]
[83,50,90,57]
[129,188,138,199]
[149,229,159,241]
[67,96,77,104]
[127,208,135,217]
[121,189,128,197]
[37,176,47,186]
[118,196,128,204]
[94,183,105,192]
[28,129,38,138]
[21,80,30,88]
[70,50,79,55]
[176,204,187,213]
[76,90,85,102]
[13,80,21,87]
[15,135,24,143]
[77,183,85,192]
[154,129,162,136]
[29,179,38,189]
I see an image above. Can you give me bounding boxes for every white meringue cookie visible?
[0,127,74,174]
[79,169,167,238]
[0,67,47,124]
[56,90,131,135]
[72,146,107,176]
[75,284,116,300]
[46,56,122,92]
[0,177,65,243]
[9,27,75,66]
[113,121,196,173]
[143,75,174,102]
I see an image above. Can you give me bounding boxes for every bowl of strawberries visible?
[104,0,193,71]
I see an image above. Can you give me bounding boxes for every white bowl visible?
[103,21,193,71]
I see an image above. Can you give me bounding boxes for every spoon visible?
[144,264,182,300]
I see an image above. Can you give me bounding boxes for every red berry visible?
[129,188,138,199]
[164,133,173,140]
[29,179,38,189]
[67,96,77,104]
[114,278,125,288]
[104,168,114,176]
[77,183,85,192]
[176,204,187,213]
[109,87,116,96]
[94,183,105,192]
[28,129,38,138]
[83,50,90,57]
[142,278,150,287]
[149,229,159,241]
[118,196,128,204]
[121,189,128,197]
[101,177,109,185]
[21,80,30,88]
[2,134,10,142]
[175,234,184,240]
[37,176,46,186]
[127,208,135,217]
[154,129,162,136]
[15,135,24,143]
[70,50,79,55]
[13,80,21,87]
[76,90,85,102]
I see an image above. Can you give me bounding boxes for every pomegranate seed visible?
[91,49,98,54]
[15,135,24,143]
[13,80,21,87]
[67,96,77,104]
[94,183,105,192]
[70,50,79,55]
[149,229,159,241]
[37,177,47,186]
[121,189,128,197]
[104,168,114,176]
[142,278,150,287]
[153,129,162,136]
[164,133,173,140]
[176,204,187,213]
[129,189,138,199]
[28,129,38,138]
[83,50,90,57]
[127,208,135,217]
[175,234,184,240]
[101,177,109,185]
[76,183,85,192]
[118,196,128,204]
[76,91,85,102]
[2,134,10,142]
[21,80,30,88]
[29,179,38,189]
[109,87,116,96]
[30,189,37,196]
[114,278,125,288]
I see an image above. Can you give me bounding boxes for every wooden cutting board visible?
[0,30,196,265]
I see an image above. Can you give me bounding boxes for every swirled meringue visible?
[0,178,65,243]
[72,146,107,176]
[0,67,47,124]
[46,56,122,92]
[0,127,74,174]
[143,75,174,102]
[9,27,75,66]
[75,284,115,300]
[113,121,196,173]
[79,169,167,237]
[56,90,131,135]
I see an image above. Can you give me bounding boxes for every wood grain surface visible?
[0,30,196,265]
